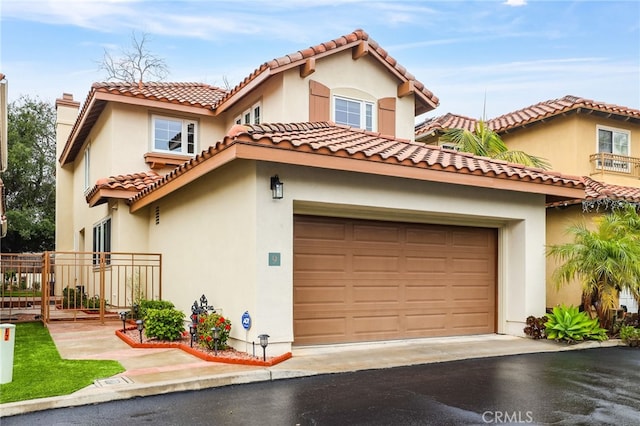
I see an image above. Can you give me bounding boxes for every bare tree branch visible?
[98,32,169,85]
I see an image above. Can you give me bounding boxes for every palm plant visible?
[440,120,551,170]
[547,205,640,329]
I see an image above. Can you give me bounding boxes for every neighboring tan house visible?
[416,96,640,314]
[55,30,584,356]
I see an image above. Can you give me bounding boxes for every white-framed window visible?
[333,96,374,131]
[83,144,91,190]
[235,102,261,125]
[152,115,197,155]
[597,125,630,172]
[92,217,111,265]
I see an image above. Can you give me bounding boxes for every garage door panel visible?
[294,216,497,345]
[352,285,400,303]
[405,255,447,272]
[353,224,400,243]
[451,257,492,274]
[294,253,347,272]
[294,220,347,241]
[452,230,492,248]
[405,284,448,302]
[452,311,493,330]
[452,285,494,302]
[406,227,448,246]
[352,254,400,272]
[353,314,400,334]
[294,286,346,304]
[293,317,346,343]
[406,313,447,331]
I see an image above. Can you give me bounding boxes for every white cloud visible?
[504,0,527,6]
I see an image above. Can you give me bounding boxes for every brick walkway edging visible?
[115,327,292,366]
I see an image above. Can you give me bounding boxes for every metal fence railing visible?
[1,252,162,324]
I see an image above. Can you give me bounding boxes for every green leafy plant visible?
[523,315,548,339]
[144,308,185,341]
[85,295,107,310]
[62,286,85,308]
[545,305,608,342]
[197,312,232,350]
[139,299,174,320]
[620,325,640,347]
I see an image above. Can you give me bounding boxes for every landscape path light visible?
[136,319,144,344]
[189,323,197,348]
[119,311,129,333]
[212,326,220,356]
[258,334,269,361]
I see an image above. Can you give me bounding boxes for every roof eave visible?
[129,138,584,213]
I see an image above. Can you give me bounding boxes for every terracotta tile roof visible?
[415,113,477,138]
[217,29,439,115]
[91,82,228,108]
[59,82,227,166]
[490,95,640,132]
[416,95,640,137]
[128,122,583,208]
[548,177,640,208]
[86,171,163,206]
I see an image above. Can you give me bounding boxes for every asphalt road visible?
[4,347,640,425]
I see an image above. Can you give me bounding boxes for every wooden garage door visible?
[293,215,497,345]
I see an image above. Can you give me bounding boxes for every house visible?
[416,96,640,314]
[55,30,584,356]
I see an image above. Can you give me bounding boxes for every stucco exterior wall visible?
[503,114,640,187]
[219,51,417,140]
[145,160,259,349]
[142,158,549,355]
[545,205,589,308]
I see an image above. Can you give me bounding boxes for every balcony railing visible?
[590,153,640,178]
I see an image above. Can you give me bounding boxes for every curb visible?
[0,370,275,418]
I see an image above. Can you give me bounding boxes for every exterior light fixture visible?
[119,311,129,333]
[136,319,144,343]
[189,323,197,348]
[270,175,283,199]
[212,326,221,356]
[258,334,269,361]
[133,303,139,320]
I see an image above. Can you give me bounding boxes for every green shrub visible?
[85,296,107,310]
[620,325,640,347]
[524,315,548,339]
[196,312,232,350]
[545,305,608,342]
[139,299,175,319]
[62,287,85,309]
[144,308,185,341]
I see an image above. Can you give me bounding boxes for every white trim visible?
[596,124,630,156]
[151,114,198,155]
[333,95,375,131]
[235,102,262,125]
[83,144,91,191]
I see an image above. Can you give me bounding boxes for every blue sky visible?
[1,0,638,121]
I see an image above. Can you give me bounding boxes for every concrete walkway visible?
[0,320,622,417]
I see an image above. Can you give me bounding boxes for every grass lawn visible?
[0,290,42,297]
[0,322,124,404]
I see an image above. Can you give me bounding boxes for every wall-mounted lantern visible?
[270,175,283,199]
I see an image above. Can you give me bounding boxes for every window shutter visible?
[378,97,396,137]
[309,80,330,122]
